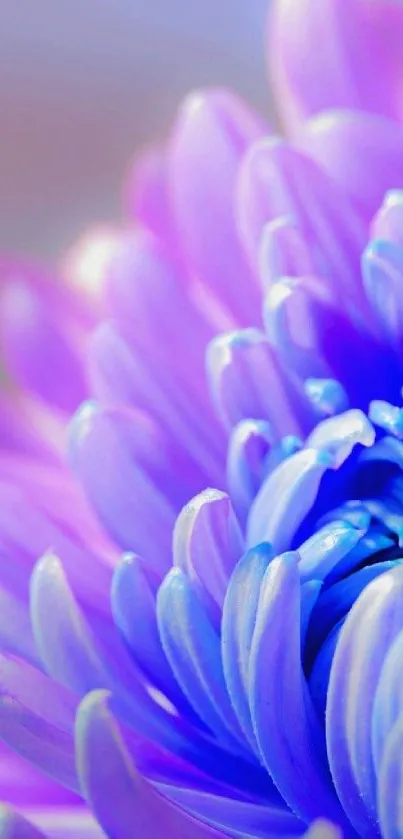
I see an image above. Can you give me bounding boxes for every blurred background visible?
[1,0,271,261]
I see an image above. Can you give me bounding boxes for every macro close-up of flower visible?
[1,0,403,837]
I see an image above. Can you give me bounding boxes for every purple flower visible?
[1,1,403,836]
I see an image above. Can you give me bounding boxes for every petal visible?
[168,89,264,323]
[111,554,193,713]
[298,520,364,584]
[226,419,273,527]
[0,654,78,791]
[76,690,234,839]
[371,629,403,774]
[0,264,88,414]
[299,111,403,224]
[249,553,345,824]
[88,323,223,487]
[326,567,403,835]
[173,490,244,612]
[157,568,250,757]
[377,712,403,839]
[124,147,181,260]
[371,191,403,247]
[207,328,301,436]
[159,787,303,838]
[362,240,403,354]
[0,807,45,838]
[221,544,274,752]
[236,138,367,313]
[269,0,403,129]
[69,402,176,572]
[247,448,333,553]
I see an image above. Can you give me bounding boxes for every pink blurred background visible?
[1,0,271,260]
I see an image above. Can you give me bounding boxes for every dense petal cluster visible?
[1,1,403,837]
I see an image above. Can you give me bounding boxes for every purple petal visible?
[269,0,403,129]
[226,419,273,527]
[0,654,78,791]
[88,323,224,487]
[299,111,403,224]
[207,328,301,437]
[24,808,104,839]
[249,553,345,824]
[0,807,46,838]
[124,147,181,261]
[168,89,264,323]
[69,402,177,571]
[236,138,367,312]
[258,215,319,289]
[173,489,244,612]
[76,690,233,838]
[0,265,88,414]
[362,240,403,353]
[326,567,403,834]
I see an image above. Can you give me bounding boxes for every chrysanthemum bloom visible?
[1,0,403,837]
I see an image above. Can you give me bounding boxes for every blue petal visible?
[159,786,303,838]
[369,399,403,439]
[377,712,403,839]
[327,567,403,835]
[157,568,251,758]
[247,448,333,553]
[371,629,403,774]
[298,520,365,583]
[221,544,274,753]
[111,553,199,724]
[249,553,347,825]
